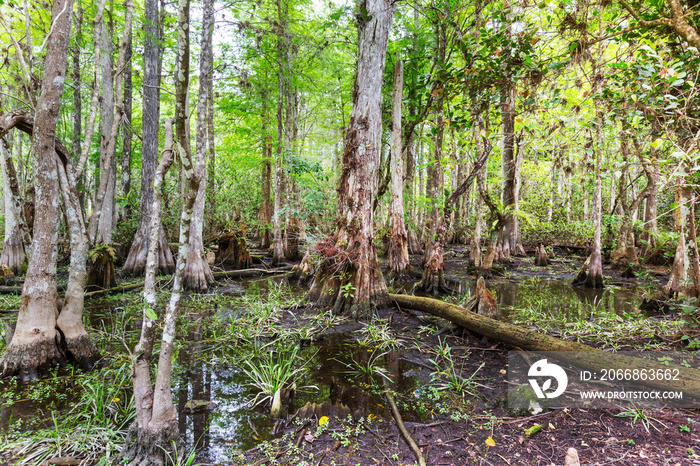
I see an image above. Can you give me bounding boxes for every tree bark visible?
[272,0,288,265]
[259,86,273,249]
[206,51,216,232]
[184,0,215,292]
[0,0,75,380]
[573,111,605,288]
[499,84,516,260]
[123,1,201,456]
[121,120,182,465]
[71,0,83,211]
[120,29,133,221]
[88,15,116,245]
[387,58,411,281]
[123,0,175,276]
[307,0,395,318]
[0,139,25,274]
[55,152,100,369]
[423,23,446,266]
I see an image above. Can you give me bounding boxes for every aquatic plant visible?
[241,340,315,409]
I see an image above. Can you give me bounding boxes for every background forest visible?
[1,0,696,278]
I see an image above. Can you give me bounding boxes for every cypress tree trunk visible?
[88,16,116,245]
[259,87,273,249]
[417,137,491,293]
[122,0,199,457]
[272,0,288,265]
[206,52,216,232]
[423,24,446,266]
[573,113,604,288]
[308,0,395,318]
[123,0,175,276]
[0,0,75,379]
[0,139,25,274]
[663,172,700,298]
[120,30,133,221]
[184,0,215,291]
[387,58,411,280]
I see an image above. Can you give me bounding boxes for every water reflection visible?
[445,277,643,321]
[177,328,421,464]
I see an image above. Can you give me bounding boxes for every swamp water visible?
[0,272,656,463]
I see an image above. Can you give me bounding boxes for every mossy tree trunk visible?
[259,87,273,250]
[184,0,215,292]
[308,0,396,319]
[0,0,75,379]
[122,0,200,456]
[389,293,700,398]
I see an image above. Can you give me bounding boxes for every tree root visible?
[62,334,101,370]
[0,338,66,381]
[119,422,183,466]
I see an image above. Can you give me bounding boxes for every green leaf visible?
[145,307,158,321]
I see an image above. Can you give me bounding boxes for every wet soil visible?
[238,307,699,466]
[234,247,699,466]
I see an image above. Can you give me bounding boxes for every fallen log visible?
[388,293,700,400]
[84,279,169,299]
[211,266,292,280]
[81,267,293,299]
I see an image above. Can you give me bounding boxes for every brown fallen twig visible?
[383,380,426,466]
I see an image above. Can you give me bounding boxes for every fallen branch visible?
[383,380,426,466]
[81,267,293,299]
[389,293,700,400]
[0,283,67,295]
